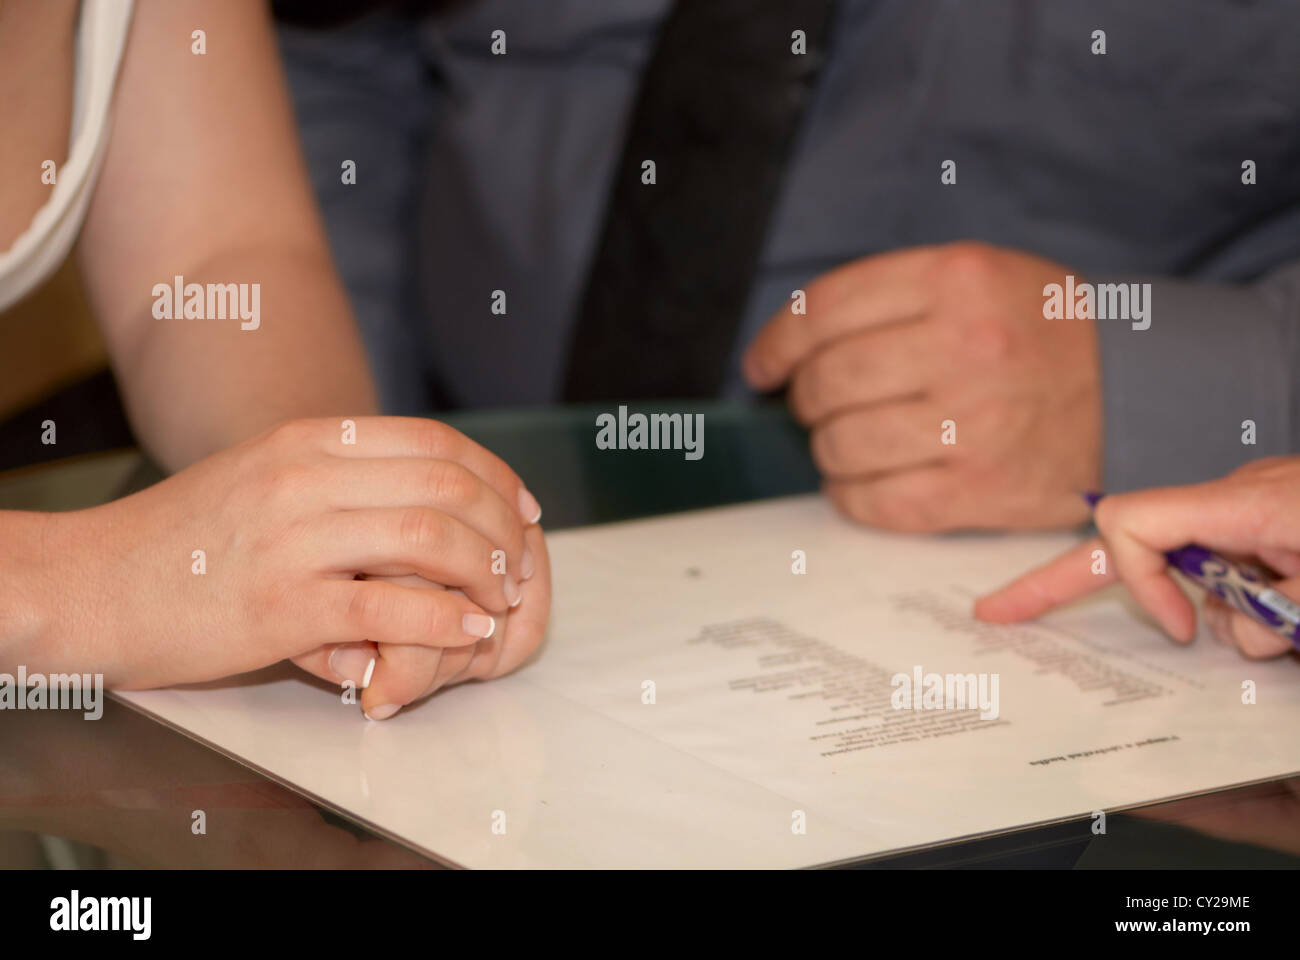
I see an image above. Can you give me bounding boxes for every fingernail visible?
[463,612,496,639]
[518,487,542,524]
[365,704,401,721]
[504,574,521,608]
[521,544,536,580]
[329,647,376,689]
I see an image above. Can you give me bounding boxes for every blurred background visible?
[0,256,133,472]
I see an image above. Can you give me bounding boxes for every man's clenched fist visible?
[743,242,1102,532]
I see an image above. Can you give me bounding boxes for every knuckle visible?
[810,425,843,474]
[801,273,836,310]
[426,461,478,509]
[789,368,820,423]
[1092,495,1124,534]
[264,418,317,451]
[343,581,385,633]
[264,462,316,502]
[804,260,861,317]
[412,592,454,639]
[935,241,997,285]
[398,507,446,553]
[807,346,861,413]
[825,340,866,383]
[412,418,458,459]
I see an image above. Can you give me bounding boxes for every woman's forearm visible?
[108,246,379,471]
[70,0,381,473]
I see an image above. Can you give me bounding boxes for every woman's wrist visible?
[0,510,54,661]
[0,508,101,681]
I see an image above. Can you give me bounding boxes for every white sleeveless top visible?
[0,0,134,313]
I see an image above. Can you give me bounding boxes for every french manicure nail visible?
[518,487,542,524]
[365,704,400,721]
[463,612,496,639]
[329,647,376,689]
[521,544,536,580]
[504,574,521,608]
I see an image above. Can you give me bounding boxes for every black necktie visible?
[563,0,836,401]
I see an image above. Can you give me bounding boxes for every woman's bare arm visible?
[78,0,378,471]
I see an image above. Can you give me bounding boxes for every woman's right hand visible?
[22,417,545,695]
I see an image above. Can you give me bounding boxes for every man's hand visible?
[742,242,1102,531]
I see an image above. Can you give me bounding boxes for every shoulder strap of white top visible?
[0,0,135,313]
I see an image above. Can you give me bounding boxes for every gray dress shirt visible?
[279,0,1300,492]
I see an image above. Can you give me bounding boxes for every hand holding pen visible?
[975,457,1300,659]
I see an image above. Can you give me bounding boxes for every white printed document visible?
[117,495,1300,868]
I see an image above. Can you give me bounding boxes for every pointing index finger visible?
[974,538,1116,623]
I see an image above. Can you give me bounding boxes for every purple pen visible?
[1084,491,1300,647]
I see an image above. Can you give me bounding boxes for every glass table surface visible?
[2,403,1296,869]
